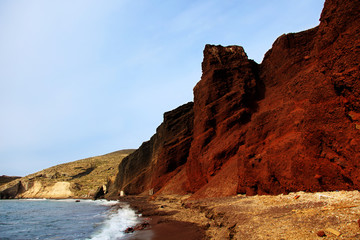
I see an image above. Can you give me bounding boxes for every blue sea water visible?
[0,199,141,240]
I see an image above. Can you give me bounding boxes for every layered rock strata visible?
[110,0,360,198]
[109,102,194,195]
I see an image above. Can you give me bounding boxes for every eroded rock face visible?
[18,181,73,198]
[234,0,360,196]
[185,45,263,197]
[0,181,73,199]
[109,102,194,195]
[110,0,360,198]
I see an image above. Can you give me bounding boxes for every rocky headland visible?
[0,149,134,199]
[108,0,360,199]
[105,0,360,238]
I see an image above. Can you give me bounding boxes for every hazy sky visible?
[0,0,325,176]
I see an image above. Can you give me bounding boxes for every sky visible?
[0,0,325,176]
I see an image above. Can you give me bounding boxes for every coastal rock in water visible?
[109,0,360,198]
[124,227,134,233]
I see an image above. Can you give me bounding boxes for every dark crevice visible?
[70,167,95,180]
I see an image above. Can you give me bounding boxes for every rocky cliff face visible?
[110,0,360,198]
[186,45,263,197]
[234,0,360,196]
[109,102,193,196]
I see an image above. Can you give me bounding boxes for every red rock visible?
[107,0,360,199]
[185,45,262,197]
[124,227,134,233]
[314,175,322,180]
[133,222,150,231]
[188,0,360,197]
[317,230,326,237]
[108,102,193,195]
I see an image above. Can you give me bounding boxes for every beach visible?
[120,196,206,240]
[120,191,360,239]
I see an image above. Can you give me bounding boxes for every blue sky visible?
[0,0,325,176]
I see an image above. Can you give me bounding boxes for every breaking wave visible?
[89,205,139,240]
[0,199,141,240]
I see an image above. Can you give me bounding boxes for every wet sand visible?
[121,196,206,240]
[128,218,205,240]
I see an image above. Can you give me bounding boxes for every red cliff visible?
[108,102,193,195]
[109,0,360,198]
[186,45,263,197]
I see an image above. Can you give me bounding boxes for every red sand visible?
[122,196,205,240]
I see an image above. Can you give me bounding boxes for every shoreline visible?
[0,197,130,240]
[6,191,360,239]
[119,195,206,240]
[1,196,205,239]
[118,191,360,239]
[0,197,106,201]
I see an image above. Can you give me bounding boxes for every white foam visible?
[89,206,139,240]
[91,199,120,206]
[20,198,47,201]
[37,199,120,206]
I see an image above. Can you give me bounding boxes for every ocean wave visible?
[20,198,48,201]
[89,206,139,240]
[24,198,120,206]
[91,199,120,206]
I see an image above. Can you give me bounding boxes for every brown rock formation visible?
[109,102,193,195]
[0,150,133,199]
[0,175,21,186]
[186,45,263,197]
[234,0,360,196]
[110,0,360,198]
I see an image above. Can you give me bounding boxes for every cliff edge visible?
[109,0,360,199]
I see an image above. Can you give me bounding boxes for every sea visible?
[0,199,147,240]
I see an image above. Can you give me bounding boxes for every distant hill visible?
[0,149,135,199]
[0,175,21,186]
